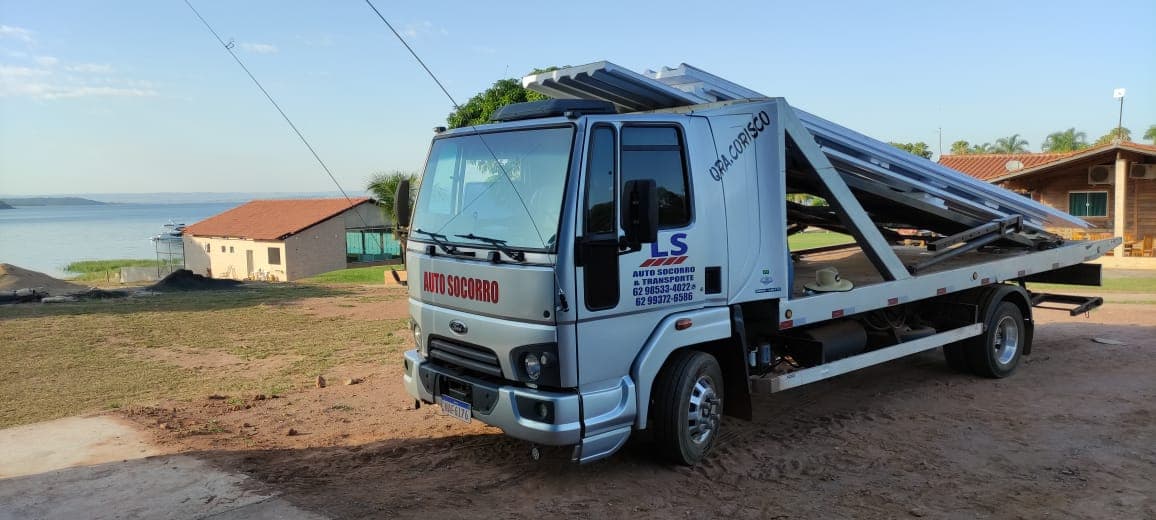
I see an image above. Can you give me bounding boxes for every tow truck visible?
[398,62,1117,464]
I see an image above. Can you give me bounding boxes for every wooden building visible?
[940,142,1156,256]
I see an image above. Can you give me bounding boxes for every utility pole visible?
[1113,88,1126,142]
[937,126,942,157]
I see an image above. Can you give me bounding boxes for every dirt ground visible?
[117,301,1156,519]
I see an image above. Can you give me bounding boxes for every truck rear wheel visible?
[652,350,724,465]
[966,301,1025,378]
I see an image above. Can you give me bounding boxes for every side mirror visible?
[621,179,658,250]
[394,178,412,229]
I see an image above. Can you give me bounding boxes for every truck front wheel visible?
[652,350,724,465]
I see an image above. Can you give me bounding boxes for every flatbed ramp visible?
[524,62,1086,233]
[523,60,1120,328]
[783,237,1115,329]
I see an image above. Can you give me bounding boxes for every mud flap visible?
[722,306,753,420]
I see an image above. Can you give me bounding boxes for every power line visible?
[361,0,549,250]
[181,0,370,229]
[362,0,568,310]
[362,0,461,110]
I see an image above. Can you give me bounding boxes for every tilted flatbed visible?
[784,240,1113,328]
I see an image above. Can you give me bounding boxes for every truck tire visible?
[652,350,724,465]
[966,301,1025,378]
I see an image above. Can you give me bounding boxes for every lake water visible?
[0,203,239,278]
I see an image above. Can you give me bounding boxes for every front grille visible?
[428,339,503,378]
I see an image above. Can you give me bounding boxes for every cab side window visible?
[584,125,616,235]
[620,126,691,228]
[582,124,620,311]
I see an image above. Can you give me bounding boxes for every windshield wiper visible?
[412,228,461,255]
[454,233,526,262]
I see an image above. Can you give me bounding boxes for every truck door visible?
[574,120,725,390]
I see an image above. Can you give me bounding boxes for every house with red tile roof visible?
[939,142,1156,256]
[182,198,387,280]
[938,152,1076,182]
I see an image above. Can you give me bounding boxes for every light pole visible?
[1113,88,1126,143]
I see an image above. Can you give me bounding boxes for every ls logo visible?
[640,233,689,267]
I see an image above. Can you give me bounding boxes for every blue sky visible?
[1,0,1154,196]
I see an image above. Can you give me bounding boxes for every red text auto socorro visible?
[422,271,500,304]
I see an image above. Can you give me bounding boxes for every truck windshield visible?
[411,126,574,251]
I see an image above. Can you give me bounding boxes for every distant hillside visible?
[0,201,12,210]
[0,197,107,206]
[73,191,346,204]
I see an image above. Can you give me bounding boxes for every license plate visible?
[439,395,471,423]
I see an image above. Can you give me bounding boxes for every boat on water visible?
[148,221,186,279]
[151,221,186,241]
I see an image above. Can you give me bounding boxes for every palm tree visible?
[1094,127,1132,146]
[969,142,995,154]
[367,170,419,227]
[888,141,932,159]
[1143,124,1156,145]
[1042,128,1088,153]
[949,140,971,155]
[992,134,1029,154]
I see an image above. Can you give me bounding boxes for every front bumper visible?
[402,349,583,446]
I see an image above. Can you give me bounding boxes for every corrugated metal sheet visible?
[524,61,708,112]
[523,61,1088,230]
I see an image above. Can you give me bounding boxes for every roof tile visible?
[183,198,372,240]
[939,141,1156,181]
[938,152,1073,180]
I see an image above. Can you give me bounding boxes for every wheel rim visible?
[992,315,1020,366]
[687,375,721,445]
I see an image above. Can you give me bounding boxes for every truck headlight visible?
[523,353,542,381]
[412,322,424,356]
[510,343,560,387]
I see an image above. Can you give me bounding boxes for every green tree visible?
[366,170,419,227]
[949,140,971,155]
[970,142,995,154]
[992,134,1029,153]
[1042,128,1089,153]
[445,67,560,129]
[1093,127,1132,146]
[888,141,933,159]
[1145,124,1156,145]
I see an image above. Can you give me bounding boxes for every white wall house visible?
[182,198,384,281]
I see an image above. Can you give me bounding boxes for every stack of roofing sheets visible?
[524,62,1087,231]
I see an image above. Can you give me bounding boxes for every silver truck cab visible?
[401,98,754,463]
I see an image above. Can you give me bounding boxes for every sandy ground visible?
[3,299,1152,519]
[104,301,1156,519]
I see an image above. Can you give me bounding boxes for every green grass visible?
[0,284,411,428]
[304,264,403,284]
[64,259,168,282]
[788,232,854,251]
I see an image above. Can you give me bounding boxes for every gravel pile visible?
[149,269,242,292]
